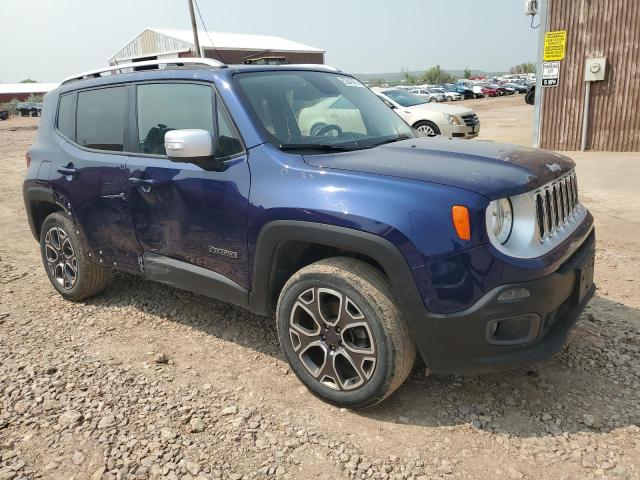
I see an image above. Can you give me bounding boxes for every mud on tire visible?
[276,257,416,409]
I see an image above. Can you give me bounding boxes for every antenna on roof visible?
[187,0,202,57]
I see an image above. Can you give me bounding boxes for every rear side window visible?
[77,87,126,151]
[136,83,214,155]
[57,93,76,141]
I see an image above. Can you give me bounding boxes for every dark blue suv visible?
[23,59,595,408]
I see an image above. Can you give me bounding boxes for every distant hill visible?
[353,69,507,84]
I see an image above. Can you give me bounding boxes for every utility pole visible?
[187,0,202,58]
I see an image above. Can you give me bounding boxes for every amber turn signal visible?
[451,205,471,241]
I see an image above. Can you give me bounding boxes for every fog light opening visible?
[486,314,541,346]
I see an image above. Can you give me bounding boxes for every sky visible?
[0,0,539,83]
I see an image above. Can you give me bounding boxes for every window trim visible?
[54,83,129,155]
[129,80,246,162]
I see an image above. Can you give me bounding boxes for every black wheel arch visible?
[23,186,66,241]
[249,221,424,317]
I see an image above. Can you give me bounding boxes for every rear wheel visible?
[414,120,440,137]
[40,212,111,301]
[276,258,416,409]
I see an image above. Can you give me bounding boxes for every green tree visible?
[19,79,38,83]
[510,63,536,74]
[402,67,418,86]
[420,65,456,85]
[368,78,386,87]
[464,68,472,79]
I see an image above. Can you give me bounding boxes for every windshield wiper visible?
[370,134,413,148]
[279,143,359,152]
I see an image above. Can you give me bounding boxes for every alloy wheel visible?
[44,226,78,290]
[288,287,377,391]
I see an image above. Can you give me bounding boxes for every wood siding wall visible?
[540,0,640,151]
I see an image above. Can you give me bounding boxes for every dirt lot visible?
[1,99,639,480]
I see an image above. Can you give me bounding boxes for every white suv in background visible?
[373,88,480,138]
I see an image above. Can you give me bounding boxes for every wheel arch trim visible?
[249,220,424,317]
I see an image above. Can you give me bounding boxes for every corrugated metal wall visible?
[110,29,193,63]
[540,0,640,151]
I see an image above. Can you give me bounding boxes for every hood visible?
[410,102,473,115]
[304,137,576,199]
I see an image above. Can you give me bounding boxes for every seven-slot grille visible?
[535,171,579,240]
[461,114,479,126]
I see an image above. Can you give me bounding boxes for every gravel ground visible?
[1,112,639,480]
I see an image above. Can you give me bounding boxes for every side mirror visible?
[165,129,214,159]
[164,129,224,171]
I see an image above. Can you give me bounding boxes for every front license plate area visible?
[575,250,595,303]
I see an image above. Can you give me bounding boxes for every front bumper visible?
[411,229,596,374]
[445,123,480,139]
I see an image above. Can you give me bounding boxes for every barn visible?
[0,83,59,103]
[109,28,324,67]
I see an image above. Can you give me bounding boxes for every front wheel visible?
[40,212,111,301]
[276,258,416,409]
[413,120,440,137]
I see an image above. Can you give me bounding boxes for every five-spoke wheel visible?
[277,257,416,409]
[289,287,377,391]
[40,212,111,300]
[44,226,78,290]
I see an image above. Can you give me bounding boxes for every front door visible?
[125,82,251,288]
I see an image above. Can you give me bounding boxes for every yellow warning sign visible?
[544,30,567,61]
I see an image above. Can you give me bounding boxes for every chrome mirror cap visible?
[165,129,214,159]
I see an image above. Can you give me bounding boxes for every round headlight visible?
[488,198,513,244]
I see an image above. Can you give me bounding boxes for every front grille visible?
[461,114,479,126]
[535,171,579,240]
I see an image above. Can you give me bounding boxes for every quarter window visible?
[215,96,244,159]
[57,93,76,141]
[76,87,126,151]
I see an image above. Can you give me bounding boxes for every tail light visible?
[26,153,32,168]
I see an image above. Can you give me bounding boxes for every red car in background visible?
[481,85,499,97]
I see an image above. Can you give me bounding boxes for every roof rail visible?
[61,58,226,85]
[286,64,341,72]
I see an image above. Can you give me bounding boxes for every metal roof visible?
[110,28,324,64]
[0,83,59,95]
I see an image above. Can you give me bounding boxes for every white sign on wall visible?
[542,61,560,87]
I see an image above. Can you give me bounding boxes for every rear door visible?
[49,86,140,270]
[125,82,251,288]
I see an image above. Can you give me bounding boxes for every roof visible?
[149,28,324,53]
[109,28,324,64]
[0,83,59,95]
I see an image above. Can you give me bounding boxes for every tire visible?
[40,212,111,301]
[276,257,416,409]
[413,120,440,137]
[525,90,535,105]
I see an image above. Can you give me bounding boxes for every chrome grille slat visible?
[535,170,579,240]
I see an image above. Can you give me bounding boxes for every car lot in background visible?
[373,87,479,138]
[410,87,446,102]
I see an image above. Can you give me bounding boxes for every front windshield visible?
[381,89,429,108]
[235,71,414,151]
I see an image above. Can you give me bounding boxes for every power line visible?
[193,0,228,63]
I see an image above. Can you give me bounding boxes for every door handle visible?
[57,166,78,176]
[128,177,158,187]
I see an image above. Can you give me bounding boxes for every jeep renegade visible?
[23,59,595,409]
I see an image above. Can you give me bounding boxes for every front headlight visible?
[443,113,461,125]
[487,198,513,244]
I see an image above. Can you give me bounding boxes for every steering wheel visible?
[315,124,343,137]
